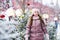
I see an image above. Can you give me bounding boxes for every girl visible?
[25,8,49,40]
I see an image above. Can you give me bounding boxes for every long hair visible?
[28,14,45,27]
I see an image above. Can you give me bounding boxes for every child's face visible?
[33,11,39,16]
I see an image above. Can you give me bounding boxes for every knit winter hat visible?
[32,8,40,14]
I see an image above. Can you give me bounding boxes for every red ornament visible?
[27,3,30,6]
[0,15,5,18]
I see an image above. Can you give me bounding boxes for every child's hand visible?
[24,35,29,40]
[45,34,49,40]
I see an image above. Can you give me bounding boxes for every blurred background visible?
[0,0,60,40]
